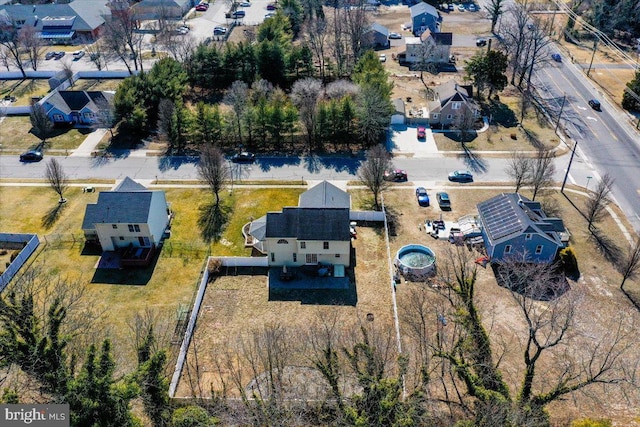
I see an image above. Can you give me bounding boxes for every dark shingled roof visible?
[266,208,350,241]
[82,192,154,229]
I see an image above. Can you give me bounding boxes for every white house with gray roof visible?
[248,181,352,267]
[81,177,171,252]
[0,0,111,42]
[477,193,569,263]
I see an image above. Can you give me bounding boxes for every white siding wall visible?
[265,239,351,267]
[147,193,170,245]
[95,223,152,251]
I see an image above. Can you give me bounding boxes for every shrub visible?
[207,258,222,276]
[559,247,579,279]
[0,250,8,256]
[9,250,20,262]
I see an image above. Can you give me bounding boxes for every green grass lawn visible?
[0,184,304,367]
[0,117,94,152]
[72,79,123,92]
[0,79,50,105]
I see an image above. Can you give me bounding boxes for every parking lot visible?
[188,0,275,42]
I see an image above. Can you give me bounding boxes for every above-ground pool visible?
[395,244,436,282]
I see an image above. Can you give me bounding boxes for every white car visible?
[379,54,386,62]
[240,1,251,6]
[388,32,402,40]
[72,50,85,60]
[213,26,227,35]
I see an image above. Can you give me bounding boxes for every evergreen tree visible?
[622,70,640,112]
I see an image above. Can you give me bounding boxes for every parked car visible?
[267,3,277,10]
[415,187,430,207]
[467,3,477,11]
[213,26,228,35]
[53,51,65,60]
[232,10,246,17]
[195,3,209,10]
[457,4,465,11]
[3,95,16,102]
[447,3,454,11]
[476,38,487,47]
[231,151,256,163]
[436,192,451,210]
[19,150,43,162]
[379,54,386,62]
[448,170,474,183]
[384,169,408,182]
[417,126,426,139]
[45,51,56,60]
[264,12,276,18]
[551,53,561,62]
[175,26,189,34]
[588,99,602,111]
[240,1,251,6]
[72,50,85,60]
[388,32,402,39]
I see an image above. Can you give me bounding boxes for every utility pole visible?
[587,39,598,77]
[555,93,566,133]
[561,139,578,193]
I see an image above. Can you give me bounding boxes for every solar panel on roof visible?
[479,196,523,241]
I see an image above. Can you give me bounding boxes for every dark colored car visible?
[20,150,43,162]
[53,51,65,60]
[45,51,56,60]
[588,99,601,111]
[436,192,451,210]
[232,10,246,17]
[448,170,474,183]
[475,38,487,47]
[415,187,430,206]
[417,126,426,139]
[551,53,561,62]
[384,169,408,182]
[231,151,255,163]
[213,26,227,35]
[266,3,277,10]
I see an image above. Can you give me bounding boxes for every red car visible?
[417,126,426,139]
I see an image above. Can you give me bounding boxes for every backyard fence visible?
[0,233,39,292]
[350,210,386,222]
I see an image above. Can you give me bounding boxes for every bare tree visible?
[60,60,75,88]
[29,103,53,147]
[343,4,370,65]
[160,32,197,63]
[304,17,329,80]
[506,151,533,192]
[18,26,45,71]
[0,45,10,71]
[485,0,506,33]
[324,79,359,99]
[45,158,68,204]
[101,8,144,74]
[620,238,640,294]
[290,77,322,152]
[83,39,108,71]
[0,25,26,77]
[198,145,229,207]
[452,108,477,144]
[92,94,117,137]
[224,81,250,145]
[356,144,391,210]
[584,173,614,230]
[529,149,555,201]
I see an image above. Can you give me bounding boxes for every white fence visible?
[217,256,268,267]
[350,210,386,222]
[0,233,40,292]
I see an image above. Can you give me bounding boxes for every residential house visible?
[41,90,114,126]
[410,2,439,36]
[403,30,452,65]
[131,0,193,21]
[0,0,111,43]
[477,193,569,263]
[248,181,352,267]
[81,177,172,252]
[427,80,480,126]
[365,23,390,48]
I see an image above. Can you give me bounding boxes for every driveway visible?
[387,124,440,157]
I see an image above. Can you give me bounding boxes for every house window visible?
[447,114,452,120]
[128,224,134,232]
[112,224,118,229]
[277,239,289,244]
[293,253,297,262]
[323,242,329,250]
[432,113,439,119]
[119,236,124,240]
[525,233,532,240]
[271,253,275,262]
[452,102,461,110]
[134,225,140,232]
[535,245,543,254]
[53,114,63,122]
[300,242,306,249]
[138,237,145,246]
[335,254,340,258]
[306,254,318,264]
[504,245,512,255]
[83,112,95,120]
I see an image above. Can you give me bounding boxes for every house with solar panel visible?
[81,177,172,265]
[247,181,352,268]
[477,193,569,263]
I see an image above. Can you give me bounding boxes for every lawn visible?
[0,79,50,105]
[0,117,94,152]
[71,79,123,92]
